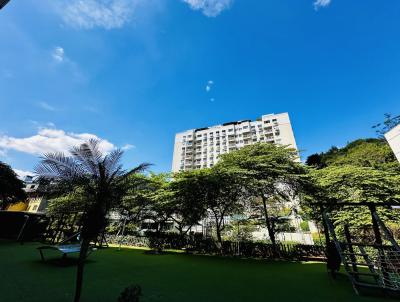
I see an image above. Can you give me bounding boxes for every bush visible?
[118,285,141,302]
[312,232,325,245]
[300,221,310,232]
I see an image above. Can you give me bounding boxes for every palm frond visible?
[70,145,100,177]
[126,162,152,177]
[70,139,103,170]
[85,138,104,162]
[34,152,84,181]
[104,149,124,178]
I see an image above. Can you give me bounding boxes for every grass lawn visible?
[0,241,396,302]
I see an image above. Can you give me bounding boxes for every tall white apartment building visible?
[385,124,400,162]
[172,112,298,172]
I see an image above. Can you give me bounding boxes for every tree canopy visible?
[306,139,400,171]
[0,161,26,209]
[215,143,313,252]
[35,139,150,302]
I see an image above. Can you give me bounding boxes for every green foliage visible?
[35,139,150,302]
[0,161,26,209]
[46,187,88,215]
[300,221,310,232]
[168,170,209,234]
[304,137,400,240]
[224,219,258,242]
[310,165,400,204]
[306,139,400,172]
[215,143,314,247]
[312,232,325,245]
[121,173,172,233]
[304,165,400,239]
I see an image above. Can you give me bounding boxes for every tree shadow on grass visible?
[31,257,97,268]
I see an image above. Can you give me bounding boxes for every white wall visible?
[385,124,400,162]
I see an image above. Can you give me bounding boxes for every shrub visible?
[312,232,325,245]
[300,221,310,232]
[118,285,141,302]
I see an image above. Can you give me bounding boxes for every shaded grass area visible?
[0,241,395,302]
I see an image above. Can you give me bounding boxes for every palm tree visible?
[35,139,150,302]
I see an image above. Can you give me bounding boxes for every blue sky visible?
[1,0,400,177]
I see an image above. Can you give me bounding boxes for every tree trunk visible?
[261,195,278,257]
[214,215,224,255]
[216,226,223,254]
[73,238,91,302]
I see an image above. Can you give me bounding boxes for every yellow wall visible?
[7,202,28,212]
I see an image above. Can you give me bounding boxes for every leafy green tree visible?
[224,216,258,242]
[307,165,400,239]
[143,173,174,234]
[216,143,312,255]
[35,139,150,302]
[204,168,247,250]
[0,161,26,209]
[119,174,160,229]
[306,139,400,172]
[168,171,207,236]
[172,168,246,251]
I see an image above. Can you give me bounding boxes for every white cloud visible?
[38,102,57,112]
[183,0,233,17]
[60,0,141,29]
[52,46,65,62]
[206,80,214,92]
[14,169,35,180]
[210,98,215,102]
[121,144,135,151]
[0,127,115,156]
[313,0,331,10]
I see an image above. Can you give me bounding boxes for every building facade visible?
[23,178,48,213]
[385,124,400,162]
[172,112,298,172]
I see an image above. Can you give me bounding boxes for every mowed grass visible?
[0,241,395,302]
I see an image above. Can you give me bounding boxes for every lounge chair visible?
[37,232,95,261]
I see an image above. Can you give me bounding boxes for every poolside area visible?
[0,241,396,302]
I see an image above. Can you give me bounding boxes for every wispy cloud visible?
[52,46,65,62]
[59,0,141,29]
[38,102,57,112]
[0,127,115,156]
[121,143,135,151]
[313,0,331,10]
[183,0,233,17]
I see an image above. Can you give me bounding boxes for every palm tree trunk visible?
[261,195,277,257]
[73,238,91,302]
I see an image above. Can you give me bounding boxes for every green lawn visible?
[0,241,395,302]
